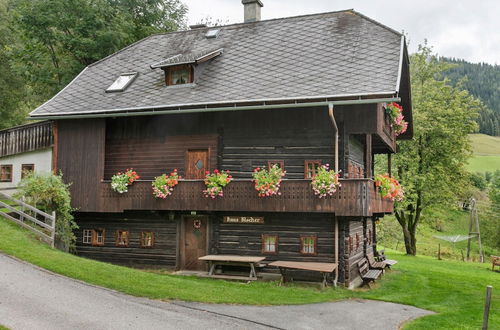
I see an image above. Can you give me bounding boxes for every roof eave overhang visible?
[28,92,400,120]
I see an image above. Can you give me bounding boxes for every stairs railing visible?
[0,191,56,247]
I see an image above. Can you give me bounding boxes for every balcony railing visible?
[96,179,393,216]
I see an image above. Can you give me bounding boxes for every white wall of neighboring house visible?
[0,148,53,194]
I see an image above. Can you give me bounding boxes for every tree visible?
[0,0,28,128]
[11,0,186,100]
[393,45,481,255]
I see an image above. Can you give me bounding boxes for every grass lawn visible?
[0,325,9,330]
[469,134,500,156]
[467,155,500,173]
[467,134,500,173]
[0,216,498,329]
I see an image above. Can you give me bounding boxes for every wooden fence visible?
[0,191,56,247]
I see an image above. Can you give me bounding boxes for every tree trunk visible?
[395,210,419,256]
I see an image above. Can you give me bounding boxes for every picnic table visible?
[269,261,338,288]
[198,255,266,281]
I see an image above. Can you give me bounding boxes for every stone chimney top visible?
[242,0,264,23]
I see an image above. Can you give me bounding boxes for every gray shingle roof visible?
[30,10,404,118]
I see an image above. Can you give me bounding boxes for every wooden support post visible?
[467,198,474,261]
[438,243,441,260]
[51,211,56,248]
[387,153,392,177]
[365,134,372,178]
[482,286,492,330]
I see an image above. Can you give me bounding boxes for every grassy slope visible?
[1,217,499,329]
[378,208,499,261]
[467,134,500,172]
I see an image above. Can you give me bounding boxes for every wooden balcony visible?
[96,179,393,216]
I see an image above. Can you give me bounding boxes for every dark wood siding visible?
[220,108,334,179]
[103,107,335,180]
[57,119,105,211]
[105,134,217,180]
[74,211,177,266]
[342,217,366,286]
[212,212,336,263]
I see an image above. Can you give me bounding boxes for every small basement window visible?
[116,230,129,247]
[300,236,317,255]
[82,229,92,244]
[21,164,35,179]
[262,234,278,254]
[106,72,137,92]
[141,232,155,248]
[164,65,193,86]
[304,160,321,179]
[0,165,13,182]
[92,229,105,246]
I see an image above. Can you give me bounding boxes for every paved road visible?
[0,253,433,329]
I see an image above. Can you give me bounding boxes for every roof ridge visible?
[148,8,356,38]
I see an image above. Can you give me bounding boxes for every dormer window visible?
[150,48,223,87]
[106,72,137,92]
[165,65,193,86]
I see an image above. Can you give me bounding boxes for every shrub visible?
[15,172,77,251]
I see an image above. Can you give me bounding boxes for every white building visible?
[0,121,53,194]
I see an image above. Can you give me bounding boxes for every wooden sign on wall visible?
[223,216,264,224]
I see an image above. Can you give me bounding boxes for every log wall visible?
[212,212,337,264]
[74,211,177,267]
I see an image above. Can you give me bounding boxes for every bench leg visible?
[321,273,327,290]
[249,263,257,280]
[208,261,216,276]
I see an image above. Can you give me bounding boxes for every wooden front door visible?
[186,149,209,179]
[181,217,208,270]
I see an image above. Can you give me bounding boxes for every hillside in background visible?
[441,58,500,136]
[467,134,500,173]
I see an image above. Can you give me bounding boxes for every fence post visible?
[482,285,493,330]
[20,196,26,223]
[51,211,56,248]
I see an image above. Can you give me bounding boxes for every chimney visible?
[242,0,263,23]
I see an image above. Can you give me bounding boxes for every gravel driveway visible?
[0,253,433,329]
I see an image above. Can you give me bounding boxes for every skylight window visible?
[205,29,220,39]
[106,72,137,92]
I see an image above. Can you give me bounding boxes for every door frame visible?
[184,148,211,180]
[177,214,210,271]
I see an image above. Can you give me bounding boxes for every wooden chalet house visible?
[29,2,412,288]
[0,121,53,194]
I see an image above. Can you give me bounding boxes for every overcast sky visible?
[183,0,499,65]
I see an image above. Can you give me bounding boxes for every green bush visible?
[469,172,487,190]
[15,172,77,251]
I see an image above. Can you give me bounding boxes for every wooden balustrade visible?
[96,179,393,216]
[0,121,53,157]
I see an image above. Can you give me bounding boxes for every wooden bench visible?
[198,255,266,281]
[376,250,398,267]
[492,256,500,271]
[358,258,382,287]
[268,261,338,289]
[367,253,387,270]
